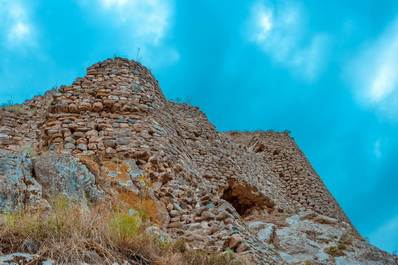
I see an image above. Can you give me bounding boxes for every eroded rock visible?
[33,151,103,201]
[0,150,47,212]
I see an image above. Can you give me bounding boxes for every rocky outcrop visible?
[274,211,396,264]
[33,151,104,201]
[0,57,396,264]
[0,150,47,212]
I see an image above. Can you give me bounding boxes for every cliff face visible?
[0,58,396,264]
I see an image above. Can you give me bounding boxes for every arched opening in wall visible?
[221,180,275,218]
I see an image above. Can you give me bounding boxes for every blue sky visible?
[1,0,398,253]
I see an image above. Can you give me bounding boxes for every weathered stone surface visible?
[201,210,216,220]
[274,212,397,264]
[228,234,242,249]
[0,150,47,212]
[78,102,92,112]
[92,102,103,112]
[77,143,88,151]
[33,151,103,201]
[0,57,395,264]
[168,222,182,229]
[216,210,232,221]
[64,143,75,149]
[68,103,79,113]
[104,139,116,148]
[0,253,39,264]
[116,137,130,146]
[101,160,141,190]
[257,223,276,244]
[169,210,180,218]
[236,242,249,253]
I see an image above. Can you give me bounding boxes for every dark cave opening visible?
[221,180,275,218]
[221,186,255,218]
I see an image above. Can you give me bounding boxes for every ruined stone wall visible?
[43,58,166,158]
[0,90,54,151]
[225,130,351,224]
[26,58,293,214]
[0,58,361,263]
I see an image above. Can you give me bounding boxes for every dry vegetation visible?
[0,195,243,265]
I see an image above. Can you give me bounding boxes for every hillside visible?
[0,57,396,264]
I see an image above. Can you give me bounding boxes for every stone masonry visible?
[0,57,395,264]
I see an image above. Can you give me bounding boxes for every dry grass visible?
[0,196,241,264]
[0,102,37,115]
[2,104,25,113]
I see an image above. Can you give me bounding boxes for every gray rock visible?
[104,139,116,148]
[247,221,267,231]
[64,137,75,143]
[257,223,276,244]
[33,151,103,201]
[0,134,10,139]
[116,137,130,145]
[0,253,39,264]
[77,144,87,151]
[145,226,171,242]
[169,210,181,218]
[64,143,75,149]
[273,213,395,264]
[0,150,47,212]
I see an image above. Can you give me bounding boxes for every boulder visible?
[33,151,103,201]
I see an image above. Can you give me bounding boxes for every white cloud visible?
[246,0,331,82]
[76,0,177,67]
[254,7,273,42]
[0,1,36,48]
[348,16,398,120]
[8,22,31,42]
[291,34,330,81]
[90,0,173,45]
[101,0,128,7]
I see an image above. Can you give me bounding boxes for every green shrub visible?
[338,243,346,250]
[4,104,25,113]
[325,243,346,257]
[326,246,338,254]
[16,146,38,157]
[109,211,142,244]
[340,233,353,245]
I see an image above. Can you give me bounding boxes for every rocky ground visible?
[0,57,397,264]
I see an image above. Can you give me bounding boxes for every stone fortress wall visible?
[0,90,54,151]
[225,131,351,224]
[0,58,371,263]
